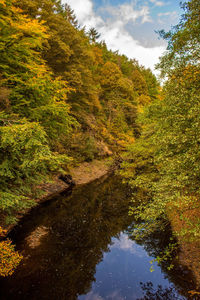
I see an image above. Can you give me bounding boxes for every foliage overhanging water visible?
[0,176,196,299]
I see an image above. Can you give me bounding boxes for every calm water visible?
[0,176,195,299]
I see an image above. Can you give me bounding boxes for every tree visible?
[0,0,76,142]
[122,0,200,241]
[157,0,200,77]
[88,27,101,44]
[64,3,78,28]
[0,0,75,224]
[130,69,148,96]
[141,68,159,100]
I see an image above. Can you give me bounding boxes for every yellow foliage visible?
[170,65,200,87]
[92,46,103,65]
[100,62,122,87]
[0,0,6,6]
[0,227,22,277]
[137,94,151,106]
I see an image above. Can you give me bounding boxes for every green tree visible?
[64,3,79,28]
[157,0,200,77]
[0,0,74,223]
[122,0,200,241]
[88,27,101,44]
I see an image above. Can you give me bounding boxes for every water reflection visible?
[111,234,147,257]
[79,232,172,300]
[0,176,195,299]
[137,282,186,300]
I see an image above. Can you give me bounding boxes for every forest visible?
[0,0,199,294]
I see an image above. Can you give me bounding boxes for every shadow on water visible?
[0,175,197,299]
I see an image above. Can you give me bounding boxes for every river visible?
[0,175,196,299]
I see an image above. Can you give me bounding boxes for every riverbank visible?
[70,159,112,185]
[3,158,115,234]
[38,158,113,199]
[168,203,200,292]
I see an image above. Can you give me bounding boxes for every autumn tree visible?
[121,0,200,241]
[157,0,200,77]
[0,0,75,223]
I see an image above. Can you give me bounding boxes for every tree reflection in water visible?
[137,282,186,300]
[0,175,197,300]
[0,176,133,300]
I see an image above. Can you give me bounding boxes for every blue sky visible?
[63,0,183,72]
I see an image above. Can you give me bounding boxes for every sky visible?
[62,0,182,73]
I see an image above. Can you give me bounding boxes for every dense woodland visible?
[0,0,159,224]
[120,0,200,282]
[0,0,199,284]
[121,0,200,239]
[0,0,159,275]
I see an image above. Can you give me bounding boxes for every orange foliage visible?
[0,227,22,277]
[167,199,200,289]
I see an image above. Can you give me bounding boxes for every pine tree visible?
[88,27,101,44]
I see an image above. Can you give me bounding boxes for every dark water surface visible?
[0,176,195,299]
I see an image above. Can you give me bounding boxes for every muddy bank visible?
[70,159,112,185]
[4,158,114,234]
[40,158,113,199]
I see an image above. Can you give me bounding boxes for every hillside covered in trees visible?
[121,0,200,240]
[0,0,200,292]
[120,0,200,287]
[0,0,159,228]
[0,0,160,275]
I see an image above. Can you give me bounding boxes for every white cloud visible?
[65,0,103,28]
[111,234,147,257]
[158,11,177,17]
[111,234,137,253]
[65,0,92,23]
[83,291,104,300]
[150,0,166,7]
[62,0,166,73]
[99,23,165,71]
[107,290,124,300]
[158,11,177,24]
[103,3,152,24]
